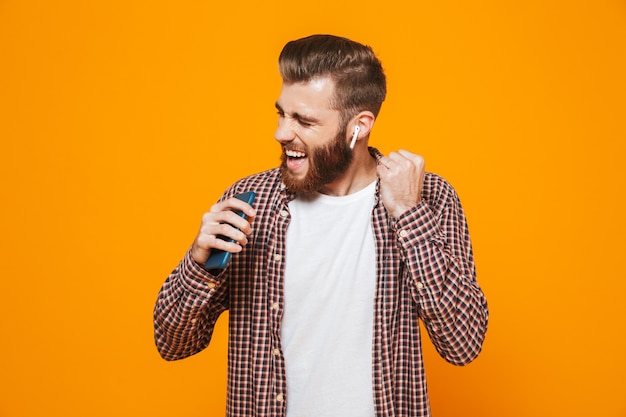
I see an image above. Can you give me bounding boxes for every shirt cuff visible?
[393,200,443,246]
[178,249,225,296]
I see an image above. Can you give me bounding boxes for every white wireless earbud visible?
[349,125,360,150]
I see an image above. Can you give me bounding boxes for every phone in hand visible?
[204,191,256,270]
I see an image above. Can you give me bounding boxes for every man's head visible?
[275,35,386,195]
[278,34,386,125]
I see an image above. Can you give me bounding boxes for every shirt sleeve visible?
[153,249,230,361]
[393,179,489,366]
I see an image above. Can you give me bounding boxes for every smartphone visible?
[204,191,256,270]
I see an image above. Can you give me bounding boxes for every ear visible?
[349,111,376,143]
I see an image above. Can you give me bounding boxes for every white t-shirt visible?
[282,181,377,417]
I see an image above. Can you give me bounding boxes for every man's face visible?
[274,77,353,195]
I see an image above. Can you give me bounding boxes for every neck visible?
[319,147,377,196]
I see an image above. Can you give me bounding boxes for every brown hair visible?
[278,34,386,121]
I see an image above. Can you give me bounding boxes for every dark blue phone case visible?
[204,191,256,270]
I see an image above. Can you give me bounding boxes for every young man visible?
[154,34,489,417]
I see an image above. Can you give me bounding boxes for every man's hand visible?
[377,150,425,219]
[190,197,256,265]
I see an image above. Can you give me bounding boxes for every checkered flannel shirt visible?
[154,147,489,417]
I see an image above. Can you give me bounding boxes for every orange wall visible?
[1,1,625,416]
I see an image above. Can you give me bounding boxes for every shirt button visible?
[399,230,408,238]
[273,348,281,356]
[274,254,282,262]
[280,210,289,217]
[271,302,280,311]
[207,282,216,289]
[417,282,424,290]
[276,394,284,402]
[191,318,197,324]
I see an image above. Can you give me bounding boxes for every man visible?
[154,34,488,417]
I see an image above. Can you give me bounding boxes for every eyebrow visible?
[275,102,321,125]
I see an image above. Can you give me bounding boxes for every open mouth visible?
[284,148,308,172]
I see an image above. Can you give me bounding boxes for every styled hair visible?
[278,34,387,121]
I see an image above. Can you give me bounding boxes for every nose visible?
[274,117,296,144]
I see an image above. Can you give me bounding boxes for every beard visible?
[279,124,354,195]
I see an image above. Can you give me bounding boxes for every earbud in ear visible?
[349,125,360,150]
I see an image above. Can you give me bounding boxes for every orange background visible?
[1,1,625,416]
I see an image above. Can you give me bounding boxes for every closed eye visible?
[274,102,319,127]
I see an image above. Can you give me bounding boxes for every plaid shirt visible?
[154,147,489,417]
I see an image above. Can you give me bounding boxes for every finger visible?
[196,230,245,252]
[379,153,406,169]
[397,149,425,169]
[387,151,413,166]
[377,157,395,178]
[202,209,253,239]
[192,223,244,264]
[221,210,253,236]
[227,196,257,218]
[193,234,243,266]
[212,219,250,242]
[382,152,414,175]
[208,199,255,233]
[211,197,256,218]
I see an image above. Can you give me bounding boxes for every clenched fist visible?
[377,149,425,219]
